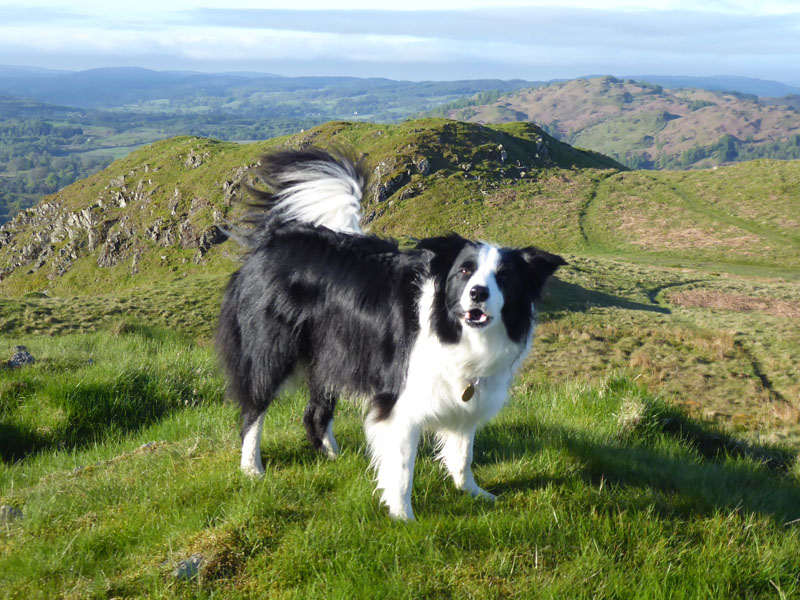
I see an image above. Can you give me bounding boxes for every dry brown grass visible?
[614,206,761,252]
[670,289,800,318]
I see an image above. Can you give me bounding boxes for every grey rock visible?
[0,505,23,522]
[8,346,35,368]
[375,173,408,203]
[184,151,202,169]
[173,554,204,580]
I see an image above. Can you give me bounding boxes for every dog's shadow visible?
[469,416,800,525]
[248,403,799,526]
[539,278,673,315]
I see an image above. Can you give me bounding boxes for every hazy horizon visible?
[1,1,799,84]
[2,64,799,92]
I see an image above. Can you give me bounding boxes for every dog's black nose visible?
[469,285,489,302]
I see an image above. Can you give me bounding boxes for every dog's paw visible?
[382,493,415,521]
[467,485,496,502]
[388,505,416,521]
[241,464,265,478]
[475,488,496,502]
[321,437,339,460]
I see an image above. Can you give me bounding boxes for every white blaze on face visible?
[460,244,504,324]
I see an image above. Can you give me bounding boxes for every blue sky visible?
[1,0,799,83]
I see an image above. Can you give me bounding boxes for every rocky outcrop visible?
[7,346,35,368]
[0,143,238,283]
[183,149,209,169]
[0,505,23,522]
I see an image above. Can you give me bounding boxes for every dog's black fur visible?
[217,219,432,451]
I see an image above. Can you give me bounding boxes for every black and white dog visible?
[217,148,565,520]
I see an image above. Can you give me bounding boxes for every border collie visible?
[217,148,565,520]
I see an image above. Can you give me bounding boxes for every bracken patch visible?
[669,289,800,318]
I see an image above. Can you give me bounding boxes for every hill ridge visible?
[0,119,617,295]
[434,76,800,169]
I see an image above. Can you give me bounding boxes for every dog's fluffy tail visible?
[246,148,366,235]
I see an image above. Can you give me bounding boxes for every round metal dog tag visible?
[461,383,475,402]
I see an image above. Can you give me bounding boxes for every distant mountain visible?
[763,95,800,111]
[0,66,538,111]
[0,93,83,119]
[435,76,800,169]
[623,75,800,98]
[0,67,258,108]
[0,65,70,78]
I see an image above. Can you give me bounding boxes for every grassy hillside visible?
[1,119,799,597]
[1,119,798,436]
[0,119,619,297]
[435,76,800,170]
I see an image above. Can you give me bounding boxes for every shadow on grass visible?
[475,410,800,525]
[0,372,198,463]
[541,279,671,314]
[0,422,42,463]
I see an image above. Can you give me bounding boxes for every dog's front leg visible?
[436,427,496,502]
[365,411,421,521]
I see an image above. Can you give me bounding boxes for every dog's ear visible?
[415,233,470,279]
[520,247,567,300]
[415,233,469,257]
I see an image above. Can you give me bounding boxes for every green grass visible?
[1,326,798,598]
[0,326,223,462]
[0,274,227,337]
[584,168,800,269]
[539,256,800,443]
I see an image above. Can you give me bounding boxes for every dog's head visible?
[417,234,566,344]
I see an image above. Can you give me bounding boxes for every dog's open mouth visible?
[464,308,492,327]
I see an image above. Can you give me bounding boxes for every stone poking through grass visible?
[7,345,35,368]
[173,554,205,581]
[0,505,23,522]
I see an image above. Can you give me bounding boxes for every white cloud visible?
[1,1,798,81]
[13,0,800,16]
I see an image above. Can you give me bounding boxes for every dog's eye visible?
[459,267,473,276]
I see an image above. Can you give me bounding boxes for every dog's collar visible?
[461,377,481,402]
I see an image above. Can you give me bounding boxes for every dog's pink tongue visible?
[466,309,488,323]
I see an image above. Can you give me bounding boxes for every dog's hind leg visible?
[241,407,267,477]
[303,387,339,459]
[236,345,299,477]
[435,427,496,502]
